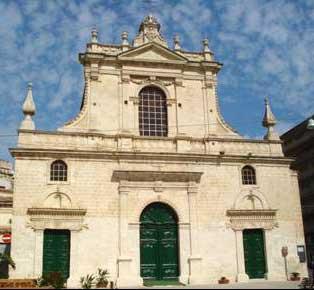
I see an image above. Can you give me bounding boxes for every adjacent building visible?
[0,160,13,278]
[281,115,314,265]
[10,16,307,287]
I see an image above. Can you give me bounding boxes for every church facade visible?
[10,16,307,287]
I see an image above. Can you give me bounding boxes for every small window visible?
[50,160,67,182]
[242,165,256,185]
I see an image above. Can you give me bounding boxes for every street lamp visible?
[307,117,314,130]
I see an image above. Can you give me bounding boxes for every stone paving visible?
[122,281,301,289]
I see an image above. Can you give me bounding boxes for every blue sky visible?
[0,0,314,161]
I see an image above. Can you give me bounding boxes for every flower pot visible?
[218,278,229,284]
[290,276,301,281]
[96,281,108,288]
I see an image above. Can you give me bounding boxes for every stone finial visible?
[121,31,129,51]
[202,38,213,61]
[20,82,36,130]
[203,38,210,52]
[133,14,168,47]
[91,27,98,43]
[174,34,181,51]
[262,97,279,140]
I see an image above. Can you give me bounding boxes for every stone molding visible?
[11,148,292,166]
[13,130,289,164]
[233,188,271,210]
[112,170,203,183]
[226,209,278,230]
[27,208,87,231]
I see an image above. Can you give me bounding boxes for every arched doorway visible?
[140,202,179,282]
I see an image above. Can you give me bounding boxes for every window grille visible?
[139,86,168,137]
[50,160,67,182]
[242,165,256,185]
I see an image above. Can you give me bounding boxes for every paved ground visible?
[122,281,301,289]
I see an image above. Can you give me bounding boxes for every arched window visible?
[50,160,67,182]
[242,165,256,185]
[139,86,168,137]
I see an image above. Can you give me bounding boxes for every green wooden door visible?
[140,203,179,281]
[243,229,266,279]
[43,229,70,279]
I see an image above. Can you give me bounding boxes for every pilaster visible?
[67,231,81,288]
[235,230,249,282]
[116,182,143,287]
[187,182,203,284]
[33,229,43,278]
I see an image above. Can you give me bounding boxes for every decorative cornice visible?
[226,209,278,230]
[27,208,86,217]
[10,148,293,165]
[27,207,87,231]
[227,209,277,217]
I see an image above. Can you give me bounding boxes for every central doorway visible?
[140,202,179,282]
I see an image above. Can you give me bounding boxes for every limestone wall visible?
[10,151,306,285]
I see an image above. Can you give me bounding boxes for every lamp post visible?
[307,116,314,130]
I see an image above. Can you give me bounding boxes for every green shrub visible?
[80,274,95,289]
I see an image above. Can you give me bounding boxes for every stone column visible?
[33,229,44,277]
[187,182,202,284]
[235,230,249,282]
[116,182,142,287]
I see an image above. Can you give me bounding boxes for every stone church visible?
[10,15,306,287]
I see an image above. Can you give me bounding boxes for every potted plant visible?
[95,268,109,288]
[218,276,230,284]
[80,274,95,289]
[290,272,301,281]
[37,272,66,289]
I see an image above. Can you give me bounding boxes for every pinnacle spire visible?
[20,82,36,130]
[202,38,213,61]
[121,31,129,51]
[174,34,181,51]
[262,97,279,140]
[91,27,98,43]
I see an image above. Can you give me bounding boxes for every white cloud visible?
[0,0,313,160]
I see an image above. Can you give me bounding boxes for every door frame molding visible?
[227,209,277,282]
[115,174,203,287]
